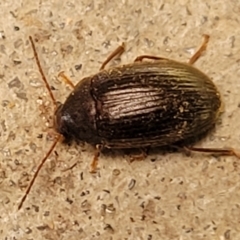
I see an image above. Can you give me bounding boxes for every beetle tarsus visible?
[58,71,75,89]
[90,144,102,173]
[188,34,210,65]
[129,148,149,162]
[100,43,125,70]
[184,146,240,159]
[134,55,165,62]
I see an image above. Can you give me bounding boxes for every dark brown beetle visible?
[18,34,239,209]
[56,58,221,148]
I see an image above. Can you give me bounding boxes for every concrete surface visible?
[1,0,240,239]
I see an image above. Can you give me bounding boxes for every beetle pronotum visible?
[18,34,239,210]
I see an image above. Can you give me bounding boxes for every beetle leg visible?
[134,35,210,64]
[134,55,166,62]
[61,162,78,172]
[100,43,125,70]
[184,146,240,159]
[90,144,103,173]
[188,34,210,65]
[58,71,75,89]
[129,148,149,162]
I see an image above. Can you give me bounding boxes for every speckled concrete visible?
[1,0,240,239]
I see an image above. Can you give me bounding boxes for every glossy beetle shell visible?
[55,59,221,149]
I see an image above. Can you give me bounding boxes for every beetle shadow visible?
[99,124,218,162]
[98,145,190,164]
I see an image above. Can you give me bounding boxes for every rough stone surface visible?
[1,1,240,239]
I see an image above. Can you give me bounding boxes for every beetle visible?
[18,34,239,210]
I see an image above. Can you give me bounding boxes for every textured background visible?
[1,0,240,239]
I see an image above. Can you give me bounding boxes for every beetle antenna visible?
[29,36,57,107]
[18,134,62,210]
